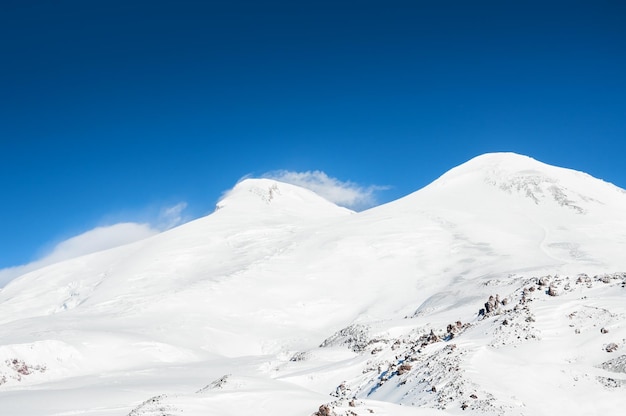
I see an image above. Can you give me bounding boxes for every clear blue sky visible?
[1,1,625,271]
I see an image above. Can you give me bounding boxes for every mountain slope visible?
[0,153,625,416]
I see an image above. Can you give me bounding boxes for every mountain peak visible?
[440,152,548,178]
[425,152,625,215]
[215,178,352,218]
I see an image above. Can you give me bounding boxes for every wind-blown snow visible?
[1,153,625,415]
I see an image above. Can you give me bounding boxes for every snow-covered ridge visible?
[426,152,626,215]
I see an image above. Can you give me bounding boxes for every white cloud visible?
[0,222,158,288]
[0,200,192,288]
[44,223,158,263]
[158,202,188,230]
[264,170,388,210]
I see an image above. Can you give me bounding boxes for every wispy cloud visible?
[44,222,158,263]
[0,222,158,287]
[0,200,192,288]
[264,170,388,210]
[158,202,189,230]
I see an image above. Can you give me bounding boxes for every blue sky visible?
[1,1,625,278]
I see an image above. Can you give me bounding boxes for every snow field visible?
[1,153,625,415]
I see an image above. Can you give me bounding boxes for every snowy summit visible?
[1,152,625,416]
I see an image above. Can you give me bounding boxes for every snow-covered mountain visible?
[1,152,625,416]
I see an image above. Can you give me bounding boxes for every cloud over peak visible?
[264,170,387,210]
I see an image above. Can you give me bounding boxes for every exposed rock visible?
[483,294,504,316]
[538,276,550,286]
[290,351,310,362]
[315,404,333,416]
[547,285,558,296]
[0,359,47,384]
[332,382,351,398]
[196,374,230,393]
[599,355,626,373]
[428,330,441,343]
[127,395,177,416]
[320,324,370,352]
[397,363,412,375]
[597,376,626,389]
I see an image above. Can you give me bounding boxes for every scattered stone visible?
[601,327,609,334]
[332,382,350,398]
[127,395,176,416]
[290,351,309,362]
[320,324,370,352]
[599,355,626,373]
[606,343,619,353]
[1,359,47,383]
[576,274,590,284]
[597,376,626,388]
[428,330,441,343]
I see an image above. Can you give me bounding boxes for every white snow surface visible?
[1,153,625,415]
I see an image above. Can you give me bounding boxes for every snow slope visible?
[0,153,625,415]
